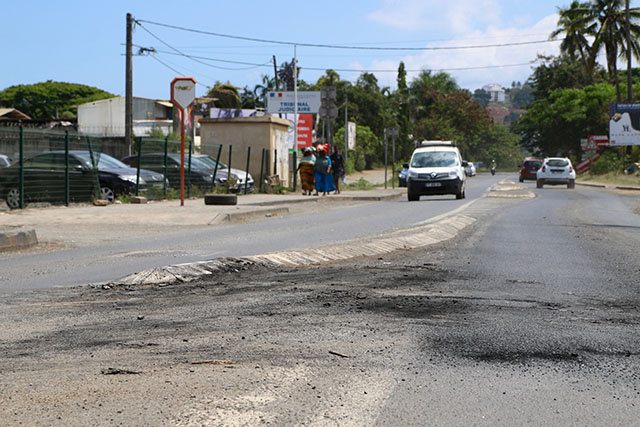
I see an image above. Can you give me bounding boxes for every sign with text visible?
[286,114,314,149]
[610,103,640,146]
[267,91,321,114]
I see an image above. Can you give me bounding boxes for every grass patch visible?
[578,172,640,187]
[345,178,376,191]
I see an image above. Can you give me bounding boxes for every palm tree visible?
[551,1,598,80]
[589,0,640,100]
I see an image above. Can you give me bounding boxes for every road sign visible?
[267,91,321,114]
[171,77,196,110]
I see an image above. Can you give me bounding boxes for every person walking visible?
[314,144,335,196]
[330,145,345,195]
[297,147,316,195]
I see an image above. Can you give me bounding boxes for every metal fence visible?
[0,127,273,209]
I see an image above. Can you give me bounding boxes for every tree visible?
[207,81,241,109]
[551,1,598,80]
[506,84,534,108]
[472,89,491,106]
[590,0,640,100]
[0,81,114,119]
[550,0,640,100]
[514,82,616,157]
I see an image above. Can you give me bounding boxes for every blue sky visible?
[2,1,630,100]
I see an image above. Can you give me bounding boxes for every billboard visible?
[609,103,640,146]
[267,91,321,114]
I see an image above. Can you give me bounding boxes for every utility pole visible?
[125,13,133,153]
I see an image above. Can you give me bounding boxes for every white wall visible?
[78,97,126,136]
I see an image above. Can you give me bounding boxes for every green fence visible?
[0,128,268,209]
[0,127,110,209]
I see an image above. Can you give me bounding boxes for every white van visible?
[405,141,467,201]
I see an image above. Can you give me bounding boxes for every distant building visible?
[77,96,173,137]
[0,108,31,120]
[482,84,506,103]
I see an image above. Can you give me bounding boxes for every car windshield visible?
[194,156,226,170]
[0,157,10,167]
[74,152,129,169]
[547,159,569,167]
[524,161,542,168]
[411,151,458,168]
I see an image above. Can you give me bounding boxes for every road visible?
[1,176,639,425]
[0,174,496,293]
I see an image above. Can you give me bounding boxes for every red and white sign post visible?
[170,77,196,206]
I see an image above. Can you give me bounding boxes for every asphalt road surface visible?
[1,178,638,425]
[0,175,495,293]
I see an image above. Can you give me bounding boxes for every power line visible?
[136,18,562,51]
[148,47,535,73]
[136,23,271,71]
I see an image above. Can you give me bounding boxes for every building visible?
[482,84,506,103]
[199,116,291,186]
[77,96,173,137]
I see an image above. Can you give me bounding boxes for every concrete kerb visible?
[0,227,38,252]
[110,213,477,287]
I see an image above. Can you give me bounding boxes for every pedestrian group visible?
[296,144,345,196]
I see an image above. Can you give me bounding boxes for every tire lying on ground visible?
[204,193,238,205]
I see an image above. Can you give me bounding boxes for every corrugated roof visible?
[0,108,31,120]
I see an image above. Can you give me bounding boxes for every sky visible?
[2,1,634,100]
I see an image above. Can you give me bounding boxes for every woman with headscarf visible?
[314,144,336,196]
[297,147,316,195]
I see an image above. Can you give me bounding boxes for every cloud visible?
[364,13,561,90]
[367,0,502,33]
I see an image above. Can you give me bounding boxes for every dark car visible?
[0,151,167,209]
[519,157,543,182]
[397,165,408,187]
[121,153,253,193]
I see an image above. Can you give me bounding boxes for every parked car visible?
[122,153,253,192]
[536,157,576,189]
[0,151,167,209]
[397,165,408,187]
[406,141,467,201]
[464,161,476,177]
[0,154,11,168]
[519,157,542,182]
[122,153,218,191]
[190,154,254,192]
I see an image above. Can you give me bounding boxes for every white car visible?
[406,140,467,201]
[464,161,476,177]
[0,154,10,168]
[536,157,576,189]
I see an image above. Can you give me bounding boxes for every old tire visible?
[204,193,238,205]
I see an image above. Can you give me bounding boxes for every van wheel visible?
[536,180,543,189]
